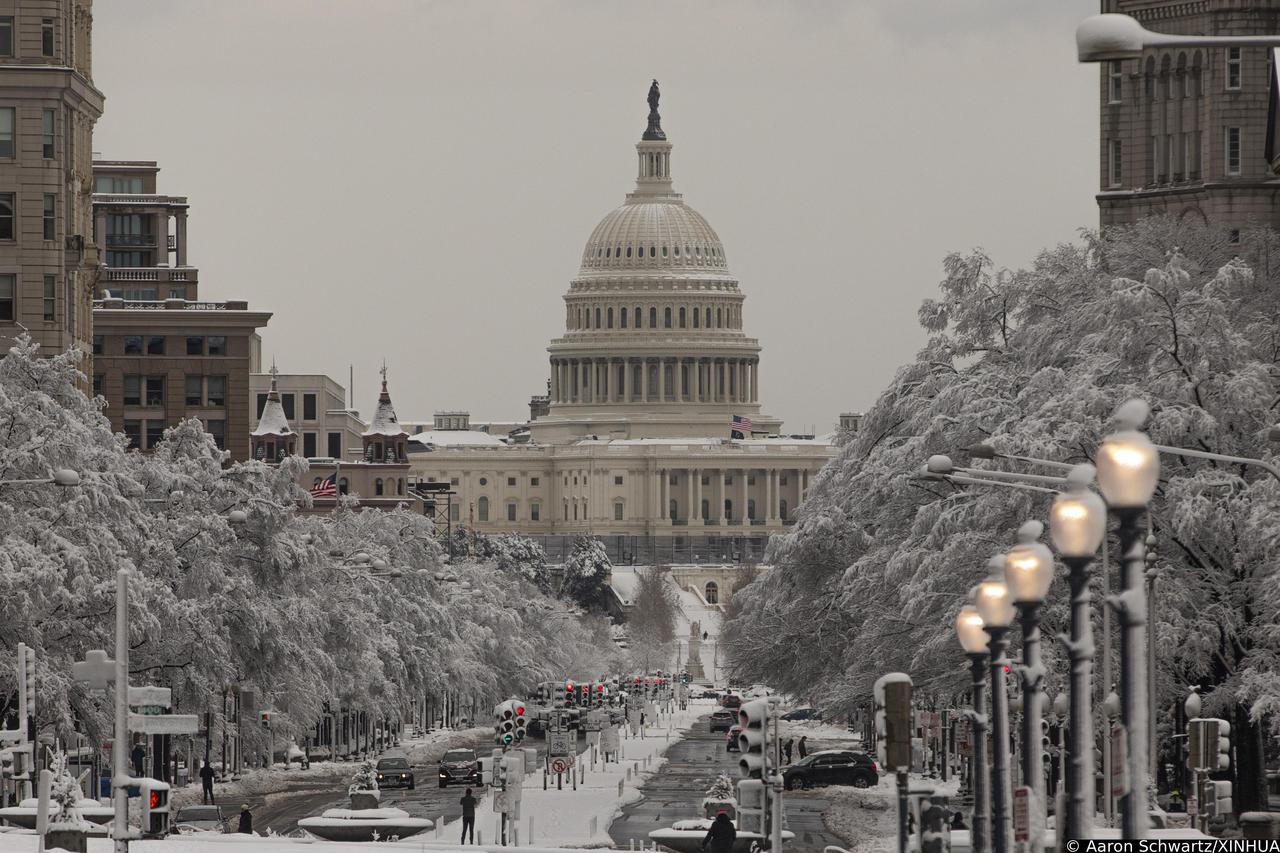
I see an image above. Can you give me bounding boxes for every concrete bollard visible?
[528,815,534,845]
[618,779,624,797]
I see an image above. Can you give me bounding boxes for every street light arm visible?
[942,473,1060,495]
[952,465,1069,487]
[1154,444,1280,484]
[1076,13,1280,62]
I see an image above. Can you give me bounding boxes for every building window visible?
[0,193,13,239]
[1226,126,1241,175]
[303,393,317,420]
[607,307,613,328]
[0,17,12,56]
[664,307,672,328]
[506,476,516,486]
[1230,228,1241,245]
[450,477,459,485]
[748,498,757,520]
[479,477,488,486]
[614,475,624,485]
[531,477,540,487]
[700,498,710,519]
[716,308,723,327]
[186,336,203,355]
[42,110,54,159]
[701,475,710,486]
[1109,139,1122,188]
[678,307,686,327]
[207,376,226,406]
[123,376,141,406]
[92,335,103,355]
[1226,47,1242,90]
[1109,61,1123,103]
[302,432,317,457]
[147,335,165,355]
[0,108,13,158]
[145,422,165,449]
[0,274,13,321]
[255,393,268,418]
[92,374,102,396]
[780,499,788,520]
[450,503,460,522]
[41,195,55,240]
[185,376,202,406]
[478,496,490,522]
[507,502,517,521]
[124,336,143,355]
[145,376,164,406]
[207,335,226,356]
[41,18,54,56]
[621,307,628,328]
[327,432,341,458]
[595,307,601,327]
[650,307,657,327]
[375,478,384,496]
[614,500,624,521]
[42,275,55,321]
[207,420,226,449]
[530,502,540,521]
[123,420,141,448]
[281,394,295,420]
[705,582,719,605]
[669,499,678,521]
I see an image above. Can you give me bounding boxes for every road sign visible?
[127,686,172,708]
[1013,787,1029,843]
[548,732,572,757]
[549,756,573,775]
[128,713,199,735]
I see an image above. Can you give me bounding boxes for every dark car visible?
[725,724,742,752]
[783,750,878,790]
[438,748,480,788]
[173,805,227,834]
[376,757,415,790]
[709,710,735,732]
[720,693,742,710]
[781,708,823,721]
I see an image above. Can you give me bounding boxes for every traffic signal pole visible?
[768,696,783,853]
[113,569,131,853]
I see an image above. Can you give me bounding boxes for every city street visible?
[607,714,846,853]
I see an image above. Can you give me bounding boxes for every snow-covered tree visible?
[46,751,87,831]
[349,760,379,793]
[561,536,611,610]
[476,534,550,590]
[628,566,677,672]
[705,773,736,802]
[722,218,1280,813]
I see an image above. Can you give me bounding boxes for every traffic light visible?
[478,756,496,786]
[140,780,171,837]
[874,673,913,772]
[260,711,271,728]
[494,700,516,746]
[500,752,524,791]
[1213,718,1231,771]
[1040,718,1052,768]
[1204,780,1232,818]
[594,684,605,707]
[21,647,34,719]
[737,699,770,779]
[564,680,576,708]
[512,701,528,742]
[736,779,766,835]
[1188,718,1231,772]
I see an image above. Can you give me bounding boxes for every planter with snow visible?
[649,821,795,853]
[297,807,433,842]
[0,799,113,830]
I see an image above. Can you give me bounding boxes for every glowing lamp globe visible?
[974,574,1015,629]
[1050,465,1107,557]
[955,606,988,654]
[1096,400,1160,509]
[1004,521,1054,605]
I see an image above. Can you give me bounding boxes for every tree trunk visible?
[1232,704,1268,814]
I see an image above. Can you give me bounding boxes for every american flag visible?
[310,472,337,498]
[731,415,753,432]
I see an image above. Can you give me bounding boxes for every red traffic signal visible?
[565,680,575,691]
[595,684,604,693]
[149,791,160,809]
[514,703,525,716]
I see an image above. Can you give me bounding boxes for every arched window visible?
[616,245,622,258]
[606,246,612,258]
[626,246,632,258]
[649,246,656,257]
[669,498,678,521]
[679,307,686,327]
[693,308,700,328]
[717,308,723,327]
[621,307,628,328]
[662,246,668,257]
[635,306,642,327]
[375,478,384,496]
[614,500,624,521]
[780,499,788,520]
[338,477,349,495]
[1144,55,1156,100]
[563,501,569,521]
[701,498,710,519]
[478,496,490,522]
[674,246,681,257]
[1161,54,1173,100]
[650,307,657,327]
[595,307,601,328]
[572,501,577,520]
[507,501,517,522]
[705,307,711,327]
[724,499,733,521]
[664,307,672,328]
[607,307,614,328]
[748,498,757,520]
[705,582,719,605]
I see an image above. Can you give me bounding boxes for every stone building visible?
[0,0,104,357]
[248,371,365,461]
[405,88,836,564]
[91,160,271,459]
[1098,0,1280,231]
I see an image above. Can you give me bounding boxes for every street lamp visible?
[0,468,80,487]
[1076,13,1280,62]
[1095,399,1160,840]
[967,444,1075,472]
[927,455,1069,489]
[1004,521,1053,830]
[974,558,1015,853]
[956,605,991,853]
[1048,463,1107,841]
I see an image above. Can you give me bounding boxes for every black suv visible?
[438,748,480,788]
[375,757,415,790]
[782,750,878,789]
[709,709,735,732]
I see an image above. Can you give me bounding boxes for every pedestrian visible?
[783,738,793,764]
[131,742,145,777]
[237,804,253,835]
[459,787,477,844]
[950,812,967,830]
[797,736,808,759]
[702,810,736,853]
[199,760,216,804]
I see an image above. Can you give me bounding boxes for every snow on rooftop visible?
[409,430,507,448]
[573,436,831,447]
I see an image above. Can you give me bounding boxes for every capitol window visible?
[480,477,488,486]
[614,500,624,521]
[662,246,668,257]
[621,308,628,328]
[679,307,686,328]
[626,246,632,258]
[664,307,672,328]
[717,308,723,327]
[531,503,540,521]
[478,496,489,521]
[507,502,517,521]
[649,246,656,257]
[693,310,700,328]
[650,307,657,327]
[705,307,712,327]
[606,247,611,257]
[674,246,680,257]
[608,307,614,328]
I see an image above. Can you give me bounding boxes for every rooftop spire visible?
[365,362,405,437]
[643,79,665,141]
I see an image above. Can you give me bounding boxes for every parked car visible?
[172,805,227,834]
[438,748,480,788]
[709,710,735,732]
[781,708,823,721]
[782,750,878,790]
[720,693,742,710]
[376,756,415,790]
[725,724,742,752]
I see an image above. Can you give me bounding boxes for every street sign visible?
[549,756,573,775]
[1013,787,1029,843]
[128,713,199,735]
[548,732,572,757]
[127,686,172,708]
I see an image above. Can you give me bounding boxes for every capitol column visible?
[674,359,684,403]
[751,360,758,403]
[640,359,649,403]
[739,361,747,404]
[766,469,778,522]
[739,469,748,525]
[694,358,703,402]
[550,360,559,402]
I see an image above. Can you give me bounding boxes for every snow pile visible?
[171,762,350,812]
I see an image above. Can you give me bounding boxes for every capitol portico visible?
[402,85,836,564]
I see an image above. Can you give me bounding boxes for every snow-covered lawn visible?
[438,705,705,847]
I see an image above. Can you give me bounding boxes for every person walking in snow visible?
[459,788,477,844]
[783,738,794,764]
[702,810,736,853]
[200,760,216,804]
[237,804,253,834]
[797,736,808,759]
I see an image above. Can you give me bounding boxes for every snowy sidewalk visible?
[437,703,708,847]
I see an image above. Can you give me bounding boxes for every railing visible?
[105,234,154,247]
[94,297,249,311]
[92,194,189,205]
[101,267,197,283]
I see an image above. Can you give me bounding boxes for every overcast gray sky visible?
[92,0,1098,432]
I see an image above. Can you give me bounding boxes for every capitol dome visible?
[578,201,730,276]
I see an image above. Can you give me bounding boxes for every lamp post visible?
[1095,400,1161,840]
[1102,691,1121,825]
[1005,521,1054,835]
[1076,13,1280,62]
[0,469,80,487]
[1049,464,1107,841]
[975,559,1015,853]
[957,606,991,853]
